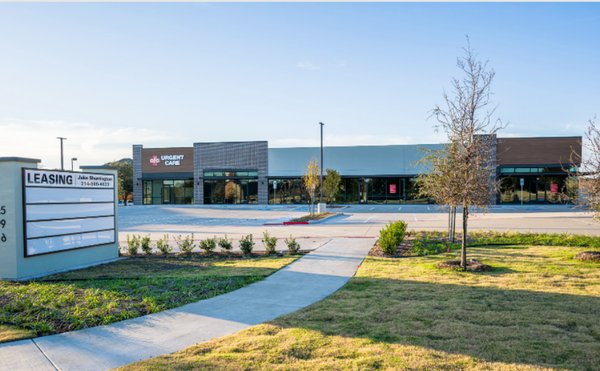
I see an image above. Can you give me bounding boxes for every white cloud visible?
[0,118,181,169]
[296,61,320,71]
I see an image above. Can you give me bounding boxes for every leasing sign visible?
[22,169,116,257]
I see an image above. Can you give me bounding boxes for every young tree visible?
[303,160,320,214]
[419,39,503,269]
[322,168,342,203]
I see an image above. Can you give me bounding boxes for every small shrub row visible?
[378,221,407,255]
[123,232,302,256]
[468,231,600,248]
[408,230,600,248]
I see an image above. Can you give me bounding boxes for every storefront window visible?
[142,179,194,205]
[267,176,427,204]
[204,179,258,204]
[499,175,569,204]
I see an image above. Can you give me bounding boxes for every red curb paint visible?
[283,221,309,225]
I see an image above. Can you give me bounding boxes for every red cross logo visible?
[150,155,160,167]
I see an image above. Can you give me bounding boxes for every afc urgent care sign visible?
[150,154,185,167]
[141,147,194,173]
[22,169,116,257]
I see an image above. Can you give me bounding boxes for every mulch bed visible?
[436,259,492,272]
[368,238,414,258]
[574,251,600,262]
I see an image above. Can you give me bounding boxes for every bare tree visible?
[303,160,320,215]
[572,116,600,218]
[419,38,504,269]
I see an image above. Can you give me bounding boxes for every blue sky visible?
[0,3,598,169]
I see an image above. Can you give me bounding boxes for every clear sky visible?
[0,2,598,169]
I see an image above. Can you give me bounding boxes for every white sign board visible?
[22,169,116,257]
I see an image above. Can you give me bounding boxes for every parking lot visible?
[117,204,600,252]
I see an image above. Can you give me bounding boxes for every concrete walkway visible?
[0,237,375,371]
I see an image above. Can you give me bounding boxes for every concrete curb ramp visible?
[0,237,375,371]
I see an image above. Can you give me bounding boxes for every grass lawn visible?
[0,254,298,343]
[124,245,600,370]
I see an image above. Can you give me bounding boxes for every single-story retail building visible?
[132,135,581,206]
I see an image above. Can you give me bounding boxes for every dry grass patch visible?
[124,245,600,370]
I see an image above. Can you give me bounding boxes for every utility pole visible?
[319,122,324,203]
[57,137,66,170]
[71,157,78,171]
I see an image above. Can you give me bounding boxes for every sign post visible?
[520,178,525,206]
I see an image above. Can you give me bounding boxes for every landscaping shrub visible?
[176,234,196,255]
[378,221,407,255]
[140,235,152,255]
[411,233,459,256]
[262,231,278,254]
[199,237,217,254]
[218,235,233,251]
[468,231,600,248]
[156,234,172,255]
[126,234,140,256]
[284,235,301,254]
[409,231,600,249]
[240,234,255,255]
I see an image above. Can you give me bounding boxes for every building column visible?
[258,176,268,205]
[193,143,203,204]
[132,145,143,205]
[476,134,498,205]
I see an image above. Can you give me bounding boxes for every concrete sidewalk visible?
[0,237,375,371]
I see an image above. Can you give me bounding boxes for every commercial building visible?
[132,135,581,206]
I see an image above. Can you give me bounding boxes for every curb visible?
[263,213,345,226]
[307,212,345,224]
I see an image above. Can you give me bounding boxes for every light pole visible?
[319,122,324,203]
[57,137,66,170]
[71,157,78,171]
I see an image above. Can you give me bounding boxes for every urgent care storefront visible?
[133,141,269,205]
[138,147,195,205]
[132,136,581,206]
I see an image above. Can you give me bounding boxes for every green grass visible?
[0,254,298,343]
[124,245,600,370]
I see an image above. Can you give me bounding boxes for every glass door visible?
[162,186,172,204]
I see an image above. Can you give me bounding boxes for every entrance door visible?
[536,180,547,202]
[162,186,172,204]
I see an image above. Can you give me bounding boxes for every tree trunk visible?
[448,207,452,239]
[448,206,456,242]
[452,206,457,242]
[461,203,469,270]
